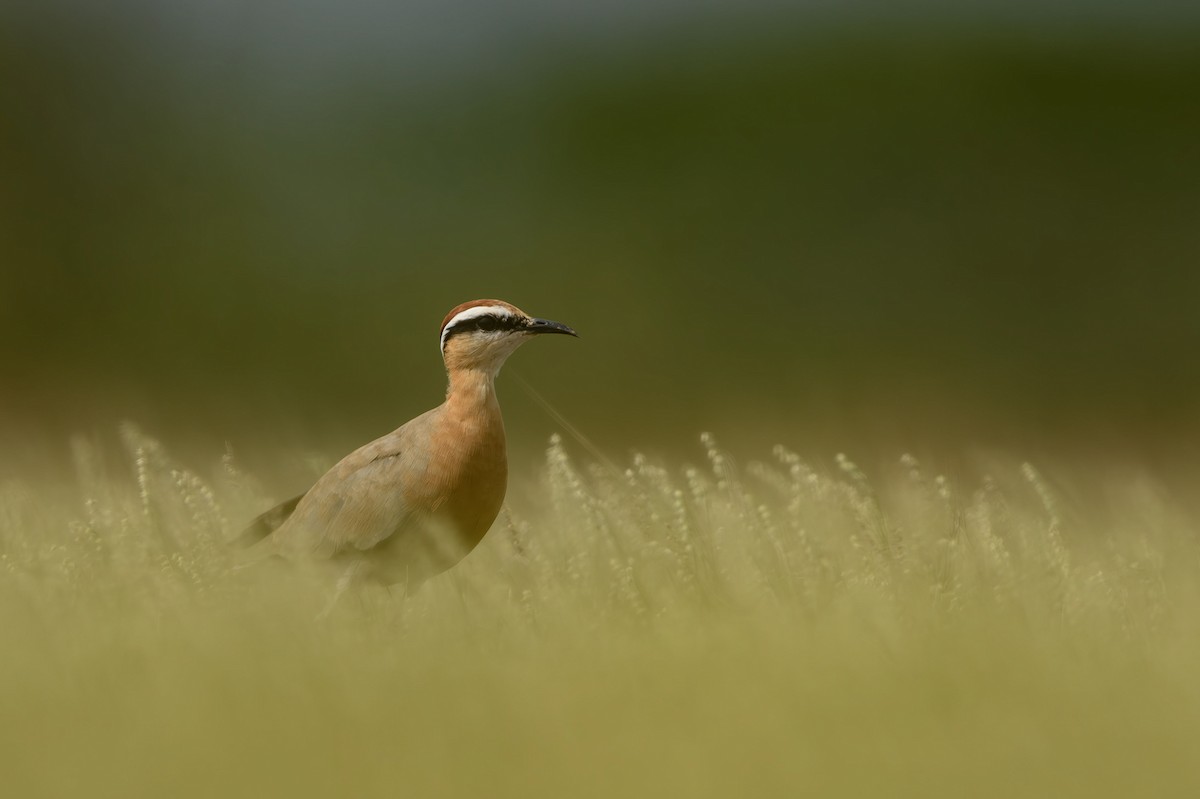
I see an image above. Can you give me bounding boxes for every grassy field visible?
[2,425,1199,797]
[5,6,1199,795]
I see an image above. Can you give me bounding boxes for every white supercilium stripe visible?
[440,305,518,353]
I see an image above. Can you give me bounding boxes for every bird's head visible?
[439,299,577,376]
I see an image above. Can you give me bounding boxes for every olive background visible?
[3,2,1199,482]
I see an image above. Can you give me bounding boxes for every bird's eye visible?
[476,316,500,332]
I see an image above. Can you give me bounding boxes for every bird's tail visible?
[228,493,306,549]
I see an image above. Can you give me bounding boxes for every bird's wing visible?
[268,423,435,560]
[231,493,306,548]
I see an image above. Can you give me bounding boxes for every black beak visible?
[526,317,579,337]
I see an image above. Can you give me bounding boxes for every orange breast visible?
[418,395,508,552]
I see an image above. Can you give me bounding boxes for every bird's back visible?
[254,395,507,587]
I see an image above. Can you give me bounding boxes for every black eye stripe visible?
[443,313,521,342]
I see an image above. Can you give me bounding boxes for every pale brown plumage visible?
[240,299,576,591]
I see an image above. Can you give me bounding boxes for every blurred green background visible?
[3,1,1199,481]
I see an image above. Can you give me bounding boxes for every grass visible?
[2,424,1199,797]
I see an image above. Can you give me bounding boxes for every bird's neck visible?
[442,367,507,459]
[445,367,499,411]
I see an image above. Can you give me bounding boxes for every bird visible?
[236,299,577,596]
